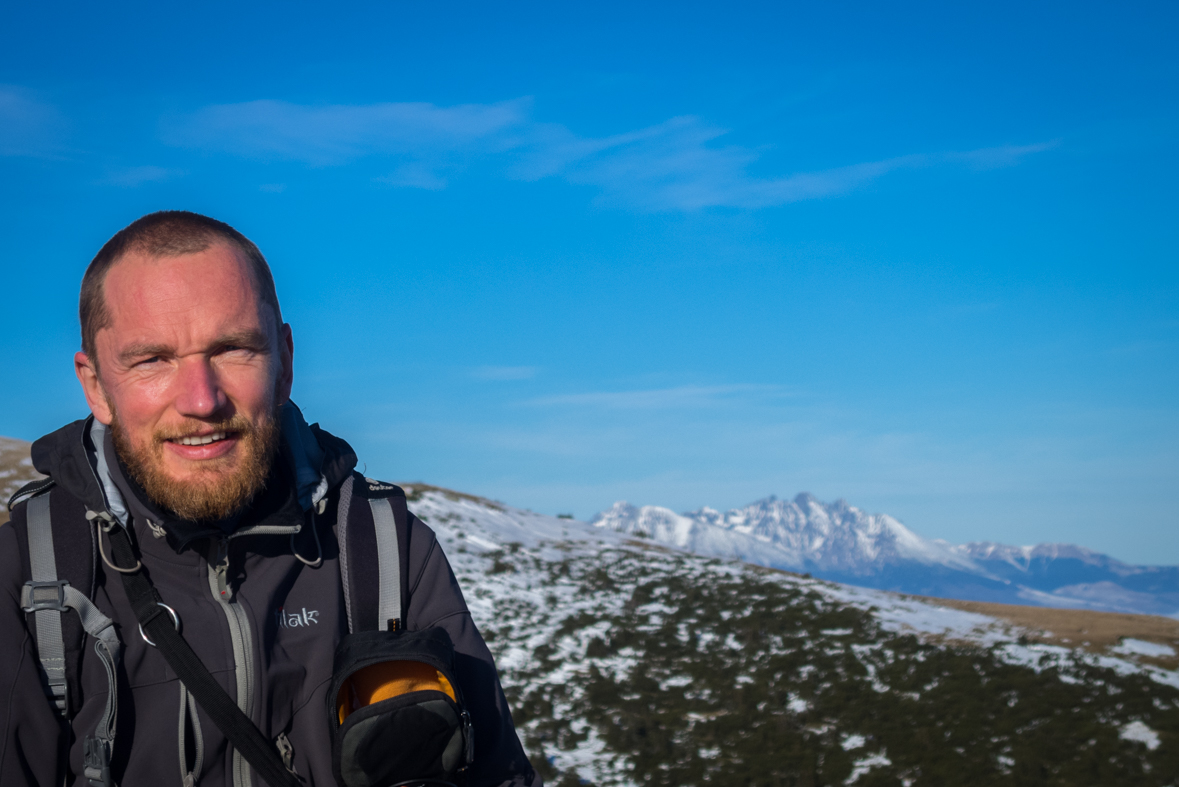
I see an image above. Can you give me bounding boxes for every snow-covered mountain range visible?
[411,484,1179,785]
[591,493,1179,617]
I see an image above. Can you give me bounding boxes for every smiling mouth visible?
[171,431,233,447]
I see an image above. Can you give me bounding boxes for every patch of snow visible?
[465,534,501,551]
[1119,721,1161,751]
[845,752,891,784]
[1112,639,1176,658]
[841,734,866,751]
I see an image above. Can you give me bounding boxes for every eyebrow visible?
[117,330,271,365]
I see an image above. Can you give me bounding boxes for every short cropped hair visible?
[80,211,282,363]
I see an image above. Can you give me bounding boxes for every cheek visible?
[217,359,281,408]
[103,375,172,426]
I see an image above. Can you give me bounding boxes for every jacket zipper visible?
[206,523,302,787]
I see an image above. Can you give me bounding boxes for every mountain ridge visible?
[591,493,1179,617]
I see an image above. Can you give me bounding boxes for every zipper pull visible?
[275,732,297,776]
[461,710,474,766]
[214,538,231,600]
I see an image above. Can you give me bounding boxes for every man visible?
[0,212,540,787]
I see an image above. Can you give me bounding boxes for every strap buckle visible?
[21,579,70,613]
[83,735,113,787]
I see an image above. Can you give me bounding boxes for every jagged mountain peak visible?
[591,493,1179,616]
[594,492,975,575]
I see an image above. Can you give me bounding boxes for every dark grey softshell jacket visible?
[0,408,539,787]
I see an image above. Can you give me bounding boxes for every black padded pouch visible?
[329,627,472,787]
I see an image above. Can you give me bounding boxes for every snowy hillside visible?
[407,484,1179,785]
[591,493,1179,617]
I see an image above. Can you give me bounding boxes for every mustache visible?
[152,414,256,443]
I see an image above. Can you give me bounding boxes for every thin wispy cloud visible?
[947,141,1059,169]
[376,161,449,190]
[526,384,789,409]
[102,165,182,187]
[0,86,66,158]
[473,365,538,381]
[162,97,1054,211]
[162,98,528,166]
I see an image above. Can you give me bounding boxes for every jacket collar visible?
[30,401,358,548]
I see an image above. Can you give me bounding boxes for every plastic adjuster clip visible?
[83,735,113,787]
[22,579,70,613]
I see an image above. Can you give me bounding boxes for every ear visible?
[75,352,114,424]
[276,323,294,406]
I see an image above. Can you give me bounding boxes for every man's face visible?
[75,243,293,521]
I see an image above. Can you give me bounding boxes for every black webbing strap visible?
[105,526,301,787]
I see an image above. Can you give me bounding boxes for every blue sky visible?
[1,1,1176,563]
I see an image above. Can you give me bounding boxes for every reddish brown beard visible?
[110,405,281,523]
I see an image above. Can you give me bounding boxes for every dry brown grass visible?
[399,482,506,512]
[916,594,1179,667]
[0,436,43,526]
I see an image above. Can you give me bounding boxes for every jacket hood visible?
[29,401,357,524]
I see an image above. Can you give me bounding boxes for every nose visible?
[173,356,228,419]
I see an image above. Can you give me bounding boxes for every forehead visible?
[99,243,271,344]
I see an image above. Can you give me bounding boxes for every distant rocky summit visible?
[592,494,1179,617]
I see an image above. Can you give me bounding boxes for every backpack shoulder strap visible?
[8,476,55,511]
[24,491,69,712]
[20,488,123,787]
[337,473,411,633]
[18,482,96,717]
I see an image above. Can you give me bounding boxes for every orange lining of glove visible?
[337,660,457,724]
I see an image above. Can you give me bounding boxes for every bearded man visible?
[0,212,540,787]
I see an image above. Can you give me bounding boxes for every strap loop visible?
[138,602,181,647]
[21,579,70,613]
[92,512,142,574]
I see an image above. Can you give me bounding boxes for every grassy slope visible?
[469,543,1179,786]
